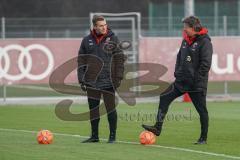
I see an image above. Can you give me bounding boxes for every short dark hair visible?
[92,15,105,26]
[182,16,202,32]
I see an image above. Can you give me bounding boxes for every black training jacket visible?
[174,34,213,92]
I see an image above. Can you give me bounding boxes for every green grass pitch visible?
[0,102,240,160]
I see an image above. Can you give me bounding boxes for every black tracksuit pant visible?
[156,83,209,140]
[87,87,117,138]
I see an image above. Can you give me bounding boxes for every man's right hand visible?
[81,83,87,92]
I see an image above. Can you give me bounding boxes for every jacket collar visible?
[183,28,208,45]
[90,28,113,44]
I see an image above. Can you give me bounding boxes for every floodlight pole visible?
[184,0,195,17]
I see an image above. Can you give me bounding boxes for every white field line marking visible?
[9,85,52,91]
[0,128,240,160]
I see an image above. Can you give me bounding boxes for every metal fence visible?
[1,16,240,38]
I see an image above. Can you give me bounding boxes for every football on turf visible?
[139,131,156,145]
[37,130,53,144]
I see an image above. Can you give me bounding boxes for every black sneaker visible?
[107,133,116,143]
[142,124,161,136]
[81,137,99,143]
[194,138,207,145]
